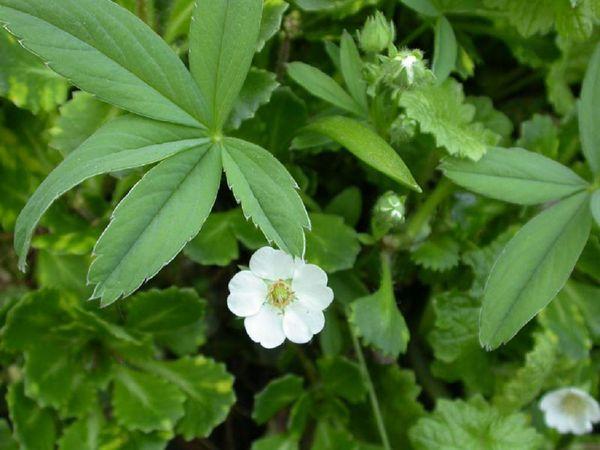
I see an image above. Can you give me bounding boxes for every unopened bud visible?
[372,191,407,238]
[358,11,395,53]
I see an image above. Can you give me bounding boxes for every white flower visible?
[395,53,418,84]
[227,247,334,349]
[539,387,600,435]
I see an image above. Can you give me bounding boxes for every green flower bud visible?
[358,11,395,54]
[371,191,407,238]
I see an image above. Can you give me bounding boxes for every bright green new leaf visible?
[591,190,600,226]
[253,374,304,424]
[305,213,360,273]
[287,62,365,116]
[409,396,544,450]
[400,79,499,160]
[480,192,593,349]
[7,383,57,450]
[190,0,263,130]
[222,137,310,257]
[0,0,207,127]
[185,212,239,266]
[228,69,279,130]
[349,256,410,358]
[442,147,589,205]
[432,16,457,83]
[112,367,186,433]
[340,31,368,114]
[141,357,235,440]
[125,287,205,333]
[0,29,68,113]
[89,145,222,305]
[305,115,421,191]
[579,42,600,174]
[15,115,208,271]
[50,92,116,156]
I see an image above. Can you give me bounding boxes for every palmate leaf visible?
[190,0,263,130]
[480,192,593,349]
[441,147,589,205]
[14,115,208,271]
[89,145,222,305]
[222,137,310,257]
[0,0,208,127]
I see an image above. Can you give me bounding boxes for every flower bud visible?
[371,191,407,238]
[358,11,395,53]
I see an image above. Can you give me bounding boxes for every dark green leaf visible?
[305,213,360,273]
[253,374,304,424]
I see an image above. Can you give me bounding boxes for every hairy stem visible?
[349,324,392,450]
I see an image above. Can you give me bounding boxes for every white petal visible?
[286,302,325,334]
[250,247,295,280]
[293,263,328,287]
[283,307,313,344]
[227,271,267,317]
[294,284,334,311]
[244,305,285,349]
[540,390,564,413]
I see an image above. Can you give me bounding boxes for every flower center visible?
[560,393,587,415]
[267,280,295,309]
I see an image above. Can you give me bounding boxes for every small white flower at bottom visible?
[227,247,334,349]
[539,387,600,435]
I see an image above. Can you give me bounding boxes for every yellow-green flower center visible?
[267,280,295,309]
[561,393,587,415]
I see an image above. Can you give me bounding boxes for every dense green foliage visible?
[0,0,598,449]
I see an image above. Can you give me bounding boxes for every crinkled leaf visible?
[411,236,460,272]
[15,115,208,271]
[441,147,588,205]
[0,29,68,113]
[480,192,593,349]
[0,0,207,127]
[305,116,421,191]
[222,137,309,257]
[409,396,544,450]
[190,0,262,129]
[400,79,499,160]
[305,213,360,273]
[253,374,304,424]
[89,145,222,305]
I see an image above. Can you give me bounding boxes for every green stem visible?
[349,324,391,450]
[404,178,454,242]
[398,23,429,47]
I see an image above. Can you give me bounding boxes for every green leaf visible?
[125,287,205,333]
[591,190,600,226]
[141,356,235,440]
[516,114,559,158]
[325,187,362,227]
[561,281,600,343]
[400,0,440,16]
[58,409,103,450]
[579,42,600,174]
[228,69,279,130]
[411,236,460,272]
[185,212,239,266]
[409,396,544,450]
[318,356,367,403]
[304,116,421,191]
[312,422,358,450]
[287,62,365,116]
[258,0,289,52]
[0,0,207,127]
[349,256,410,358]
[0,29,68,113]
[253,374,304,424]
[34,251,90,297]
[441,147,588,205]
[305,213,360,273]
[222,137,309,257]
[7,383,57,450]
[467,97,513,142]
[480,192,593,349]
[50,92,116,157]
[340,31,368,113]
[89,145,222,305]
[252,434,299,450]
[0,419,18,450]
[493,331,557,411]
[400,79,499,160]
[190,0,263,129]
[112,367,185,433]
[432,16,457,83]
[15,115,208,271]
